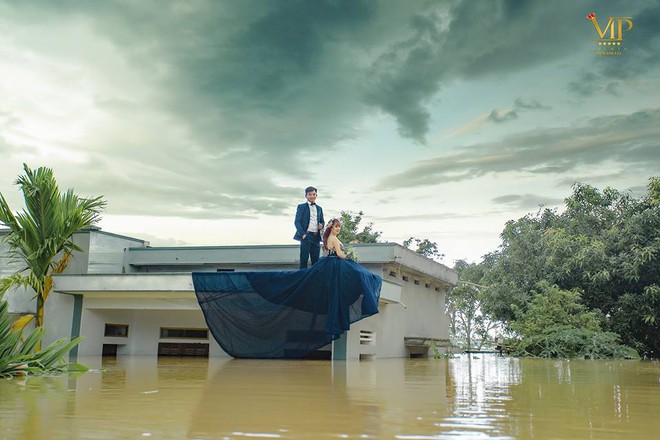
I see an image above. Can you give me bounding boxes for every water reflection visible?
[0,355,658,439]
[189,358,451,439]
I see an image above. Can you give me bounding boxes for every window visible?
[158,342,209,357]
[160,328,209,339]
[360,330,375,346]
[104,324,129,337]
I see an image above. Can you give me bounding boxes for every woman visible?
[322,218,346,259]
[192,218,381,359]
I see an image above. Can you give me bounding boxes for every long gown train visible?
[192,256,382,359]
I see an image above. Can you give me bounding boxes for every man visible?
[293,186,325,269]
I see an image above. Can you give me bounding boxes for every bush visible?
[512,325,639,359]
[0,301,87,378]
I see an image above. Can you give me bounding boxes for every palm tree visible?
[0,164,106,334]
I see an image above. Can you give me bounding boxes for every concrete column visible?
[332,332,348,360]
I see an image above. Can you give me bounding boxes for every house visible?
[1,228,458,360]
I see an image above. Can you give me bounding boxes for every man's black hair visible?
[305,186,317,195]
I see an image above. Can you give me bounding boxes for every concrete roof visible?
[126,242,458,285]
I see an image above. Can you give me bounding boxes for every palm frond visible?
[11,314,34,331]
[0,163,106,328]
[0,300,87,378]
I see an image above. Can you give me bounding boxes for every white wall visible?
[346,273,450,359]
[87,232,146,274]
[42,292,76,347]
[78,307,229,357]
[0,239,35,315]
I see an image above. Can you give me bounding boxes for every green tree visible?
[337,210,382,244]
[509,283,637,359]
[446,259,498,351]
[510,282,602,338]
[0,164,106,334]
[481,210,556,323]
[483,177,659,356]
[403,237,445,260]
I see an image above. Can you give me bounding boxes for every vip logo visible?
[587,13,632,56]
[587,13,633,41]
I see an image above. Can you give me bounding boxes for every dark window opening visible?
[104,324,129,337]
[102,344,118,357]
[300,349,331,360]
[160,328,209,339]
[158,342,209,357]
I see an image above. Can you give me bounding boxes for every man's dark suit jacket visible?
[293,202,324,242]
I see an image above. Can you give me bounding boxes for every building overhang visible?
[53,273,194,299]
[53,273,404,305]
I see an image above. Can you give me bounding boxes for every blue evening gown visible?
[192,254,381,359]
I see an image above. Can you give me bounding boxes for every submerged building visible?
[1,228,457,360]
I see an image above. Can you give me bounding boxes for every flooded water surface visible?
[1,355,659,439]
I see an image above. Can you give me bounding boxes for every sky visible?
[1,0,659,264]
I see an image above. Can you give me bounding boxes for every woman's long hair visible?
[323,219,341,251]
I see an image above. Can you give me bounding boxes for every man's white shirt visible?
[307,202,318,233]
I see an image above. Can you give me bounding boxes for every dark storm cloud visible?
[376,108,660,190]
[1,0,377,170]
[364,0,612,142]
[3,0,655,150]
[0,0,383,217]
[2,0,656,220]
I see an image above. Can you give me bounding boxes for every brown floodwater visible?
[1,354,658,439]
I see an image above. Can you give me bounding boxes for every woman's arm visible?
[329,236,346,259]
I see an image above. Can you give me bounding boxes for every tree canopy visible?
[337,210,382,244]
[446,259,497,351]
[483,177,659,357]
[403,237,444,260]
